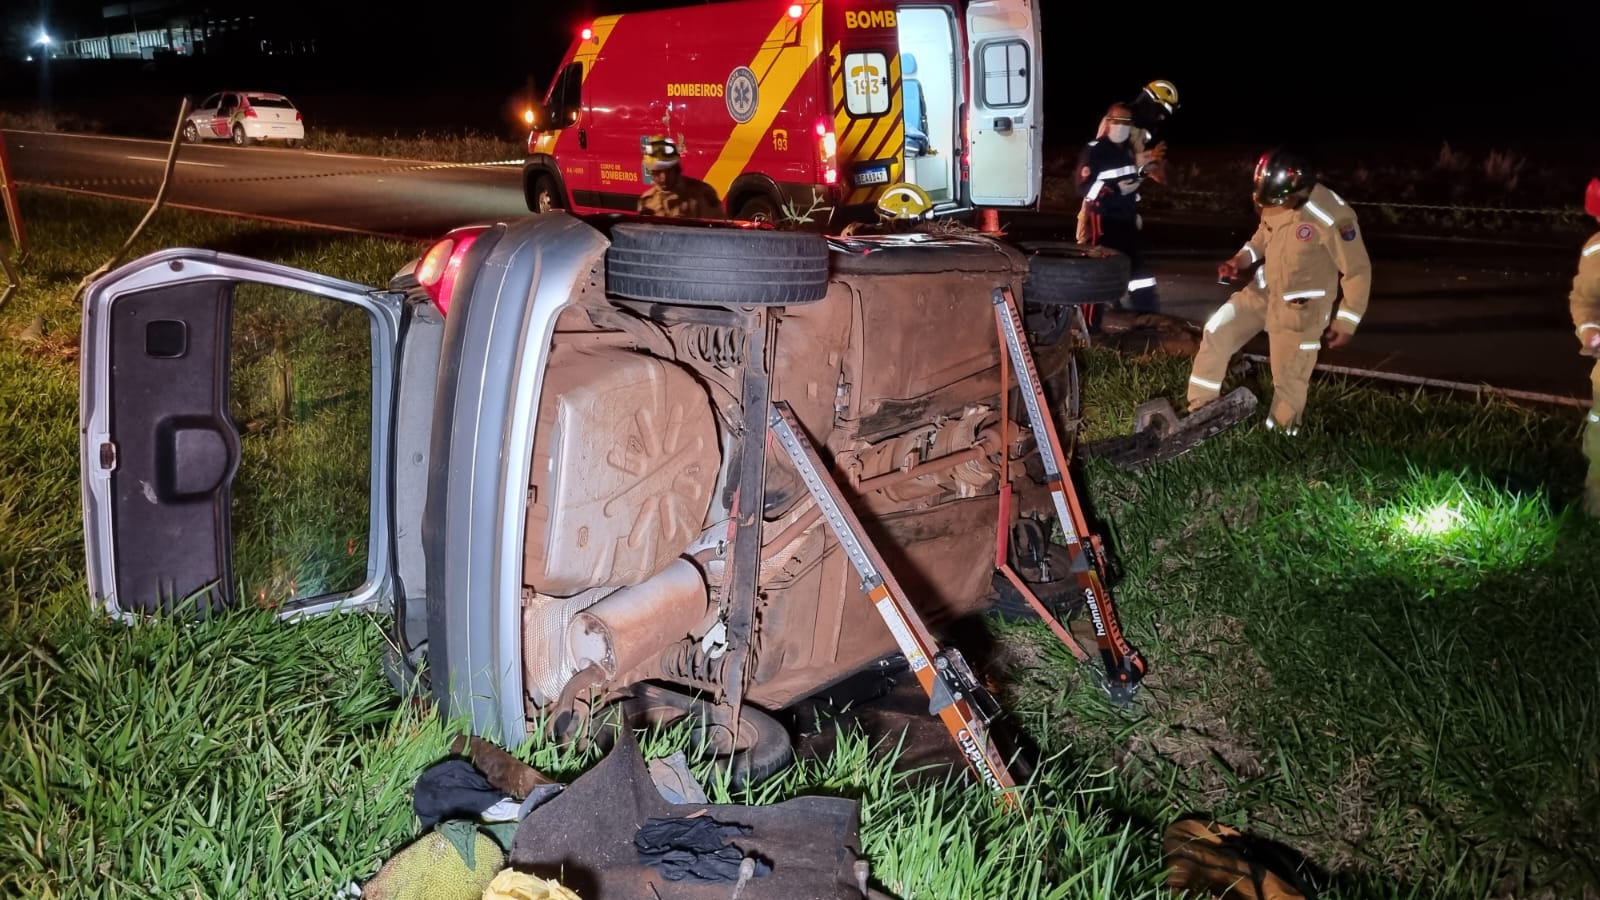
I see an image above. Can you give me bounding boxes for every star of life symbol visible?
[726,67,759,124]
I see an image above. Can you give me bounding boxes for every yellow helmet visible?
[1142,80,1180,113]
[875,183,933,221]
[642,136,682,171]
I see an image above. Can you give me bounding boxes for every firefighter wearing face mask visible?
[1074,104,1156,322]
[1568,176,1600,516]
[1185,147,1373,433]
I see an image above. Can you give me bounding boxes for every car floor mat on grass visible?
[509,727,866,899]
[1081,387,1259,470]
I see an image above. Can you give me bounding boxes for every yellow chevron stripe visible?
[845,58,904,205]
[704,2,824,195]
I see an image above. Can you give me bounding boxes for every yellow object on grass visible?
[362,822,506,900]
[481,868,583,899]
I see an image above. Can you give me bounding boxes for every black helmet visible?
[1252,147,1317,208]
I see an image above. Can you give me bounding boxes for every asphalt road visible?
[6,129,1594,403]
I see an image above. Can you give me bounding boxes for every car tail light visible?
[295,110,302,121]
[414,226,490,315]
[816,119,837,186]
[244,107,257,118]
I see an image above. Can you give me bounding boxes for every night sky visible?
[4,0,1593,149]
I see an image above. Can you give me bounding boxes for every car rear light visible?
[244,107,257,118]
[295,111,302,121]
[414,226,490,315]
[816,119,837,186]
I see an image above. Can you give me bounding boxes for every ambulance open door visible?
[964,0,1042,206]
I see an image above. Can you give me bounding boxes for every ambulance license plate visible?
[854,167,890,186]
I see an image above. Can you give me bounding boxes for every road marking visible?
[125,155,226,168]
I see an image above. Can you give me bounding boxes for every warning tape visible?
[1164,188,1584,218]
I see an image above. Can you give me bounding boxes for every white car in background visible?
[182,91,305,147]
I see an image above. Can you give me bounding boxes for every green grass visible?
[992,348,1600,897]
[0,188,1170,898]
[5,185,1598,898]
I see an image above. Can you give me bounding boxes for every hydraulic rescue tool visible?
[992,286,1148,704]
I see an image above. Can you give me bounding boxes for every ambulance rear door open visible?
[893,4,960,206]
[963,0,1042,206]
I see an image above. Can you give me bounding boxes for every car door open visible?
[79,249,401,621]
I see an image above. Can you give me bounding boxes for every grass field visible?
[2,187,1597,898]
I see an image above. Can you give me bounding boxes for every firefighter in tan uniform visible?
[637,136,724,219]
[1186,148,1372,433]
[1568,176,1600,516]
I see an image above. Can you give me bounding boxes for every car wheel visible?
[1017,241,1131,306]
[623,684,796,791]
[605,223,829,307]
[231,124,251,146]
[182,122,199,143]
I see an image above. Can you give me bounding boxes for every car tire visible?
[606,223,829,306]
[231,124,251,146]
[1017,241,1131,306]
[623,684,796,791]
[182,122,199,143]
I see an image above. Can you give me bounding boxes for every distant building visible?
[56,1,317,60]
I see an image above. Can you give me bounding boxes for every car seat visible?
[902,53,931,157]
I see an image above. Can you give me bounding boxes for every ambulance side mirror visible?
[525,100,551,132]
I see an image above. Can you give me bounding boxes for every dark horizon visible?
[3,0,1594,154]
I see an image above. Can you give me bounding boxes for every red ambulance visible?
[521,0,1043,226]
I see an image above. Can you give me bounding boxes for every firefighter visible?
[637,136,724,219]
[1185,147,1373,433]
[1569,175,1600,516]
[1075,103,1155,325]
[1129,79,1179,185]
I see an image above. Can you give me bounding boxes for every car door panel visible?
[80,250,402,621]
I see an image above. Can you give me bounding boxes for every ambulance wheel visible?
[1018,241,1131,306]
[734,193,780,223]
[530,174,564,213]
[606,223,829,306]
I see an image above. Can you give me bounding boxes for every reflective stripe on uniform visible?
[1255,268,1267,288]
[1337,309,1362,325]
[1298,341,1321,351]
[1204,303,1236,334]
[1580,322,1600,333]
[1098,165,1139,181]
[1189,374,1222,392]
[1588,411,1600,424]
[1327,190,1347,206]
[1585,244,1600,257]
[1240,245,1259,262]
[1085,180,1104,201]
[1305,202,1335,226]
[1264,419,1299,436]
[1129,277,1157,291]
[1284,289,1327,301]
